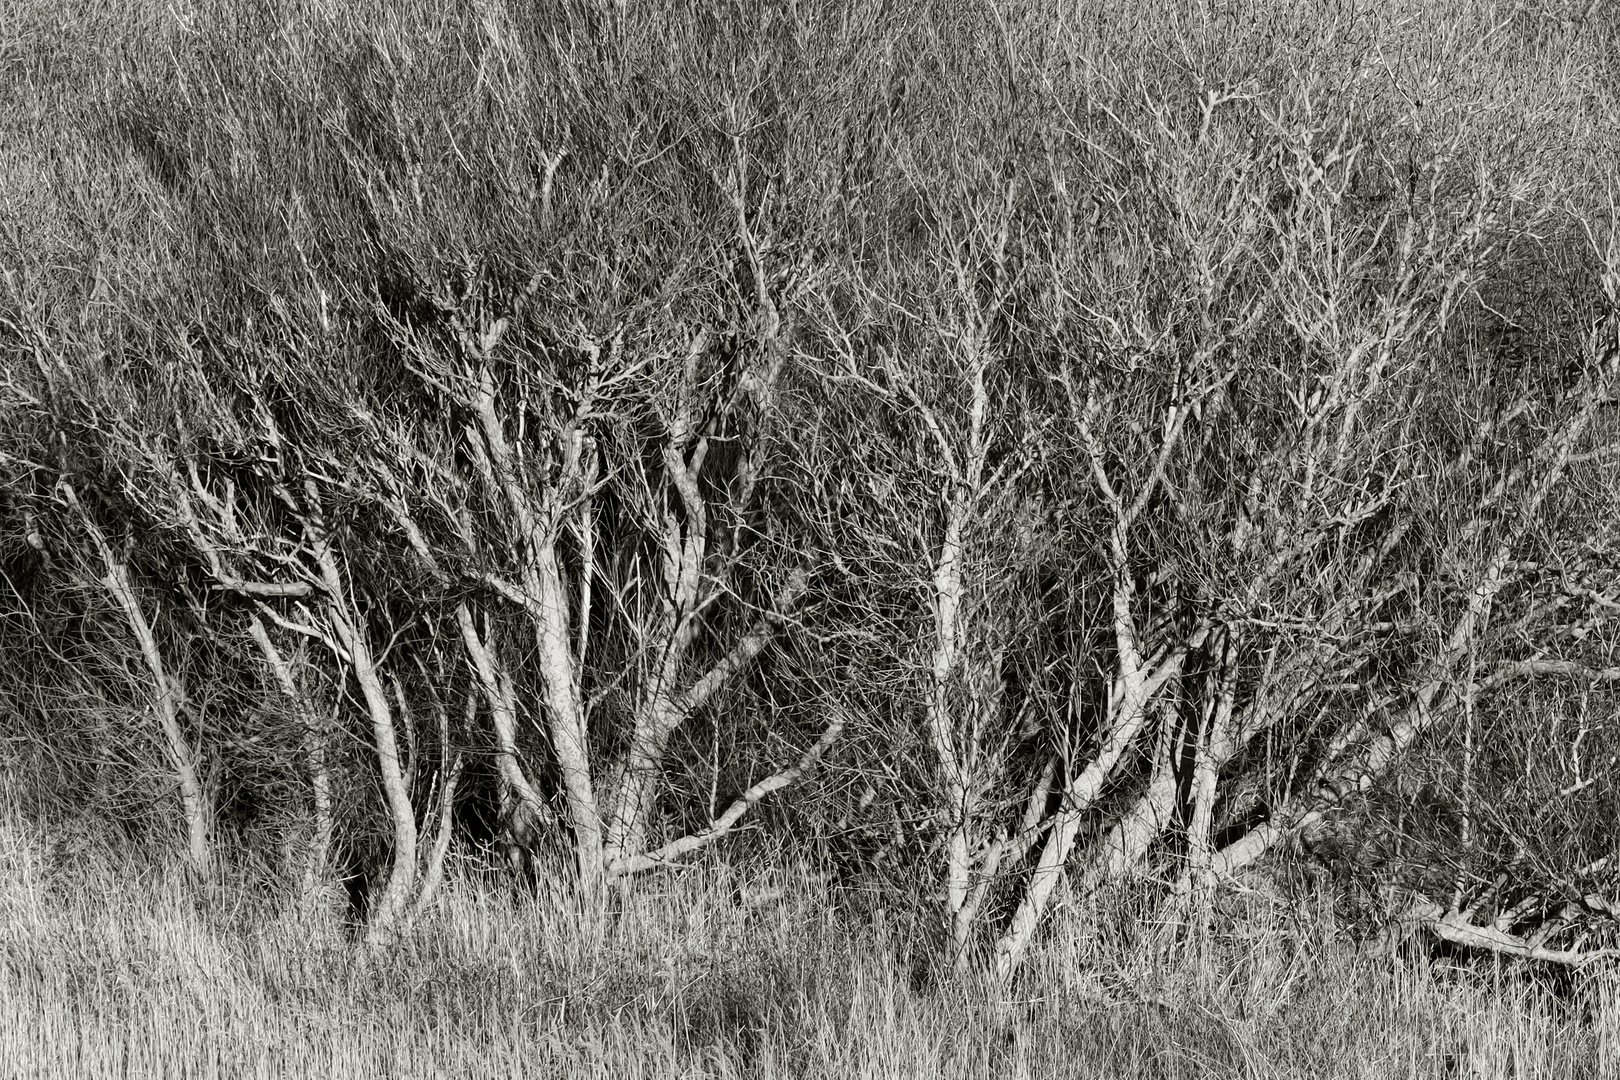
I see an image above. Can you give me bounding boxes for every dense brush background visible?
[5,0,1620,1075]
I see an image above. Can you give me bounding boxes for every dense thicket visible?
[4,0,1620,973]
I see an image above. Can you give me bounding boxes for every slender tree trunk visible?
[1183,629,1234,938]
[603,692,687,866]
[1078,702,1181,895]
[300,489,417,942]
[929,498,978,970]
[525,540,603,880]
[993,570,1205,983]
[456,602,557,846]
[600,563,808,872]
[247,614,332,894]
[413,691,467,920]
[65,485,209,871]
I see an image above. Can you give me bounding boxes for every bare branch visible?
[221,580,314,599]
[685,565,811,712]
[610,708,845,875]
[1409,902,1620,967]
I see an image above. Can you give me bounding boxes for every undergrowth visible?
[2,807,1615,1079]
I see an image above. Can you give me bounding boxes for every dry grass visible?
[2,811,1614,1079]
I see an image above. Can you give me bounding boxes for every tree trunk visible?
[603,693,687,868]
[456,602,557,855]
[300,490,417,942]
[247,614,332,895]
[525,539,603,881]
[65,485,210,872]
[929,498,977,971]
[467,369,604,882]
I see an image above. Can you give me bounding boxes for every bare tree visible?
[354,99,834,883]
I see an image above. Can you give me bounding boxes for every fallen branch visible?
[1409,902,1620,967]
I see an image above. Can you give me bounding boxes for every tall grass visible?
[2,803,1613,1079]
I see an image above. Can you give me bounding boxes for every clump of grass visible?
[2,807,1614,1079]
